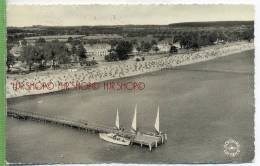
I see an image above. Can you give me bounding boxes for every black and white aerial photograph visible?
[6,4,254,164]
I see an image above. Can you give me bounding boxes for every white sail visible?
[154,106,160,133]
[131,104,137,131]
[115,108,120,129]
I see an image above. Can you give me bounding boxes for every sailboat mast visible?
[154,106,160,133]
[131,104,137,132]
[115,108,120,129]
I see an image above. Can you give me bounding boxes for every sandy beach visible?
[6,41,254,98]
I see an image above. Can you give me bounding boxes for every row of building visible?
[13,34,181,61]
[80,41,180,61]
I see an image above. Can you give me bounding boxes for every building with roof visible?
[84,43,111,60]
[157,41,171,53]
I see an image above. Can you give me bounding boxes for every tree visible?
[72,39,82,46]
[43,41,59,69]
[76,44,87,63]
[36,38,46,44]
[115,41,133,60]
[208,32,218,44]
[179,32,201,49]
[6,53,15,72]
[158,36,165,41]
[140,41,152,52]
[71,45,77,55]
[55,43,71,65]
[20,45,35,71]
[38,41,72,69]
[50,50,56,68]
[180,38,187,49]
[152,46,159,53]
[21,39,27,46]
[109,40,119,48]
[105,52,119,62]
[169,45,178,54]
[191,42,200,50]
[136,46,141,53]
[67,37,73,43]
[242,28,254,42]
[34,46,47,70]
[130,39,137,45]
[151,39,157,45]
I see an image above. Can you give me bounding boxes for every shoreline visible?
[6,41,254,99]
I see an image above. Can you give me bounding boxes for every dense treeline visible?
[7,21,254,72]
[176,28,254,49]
[169,21,254,27]
[7,21,254,43]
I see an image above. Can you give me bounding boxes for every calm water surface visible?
[7,50,254,164]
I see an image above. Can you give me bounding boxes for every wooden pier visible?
[7,108,167,151]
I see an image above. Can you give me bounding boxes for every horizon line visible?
[7,20,254,28]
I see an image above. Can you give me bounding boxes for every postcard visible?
[6,4,255,164]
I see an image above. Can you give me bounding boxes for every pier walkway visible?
[7,108,166,151]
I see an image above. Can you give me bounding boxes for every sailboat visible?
[154,106,167,143]
[99,108,131,146]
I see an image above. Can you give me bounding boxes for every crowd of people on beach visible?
[6,41,254,98]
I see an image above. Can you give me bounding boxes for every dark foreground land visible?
[7,50,254,164]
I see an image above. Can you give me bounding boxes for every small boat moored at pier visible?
[99,108,131,146]
[99,133,130,146]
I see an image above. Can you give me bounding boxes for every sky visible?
[7,5,254,27]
